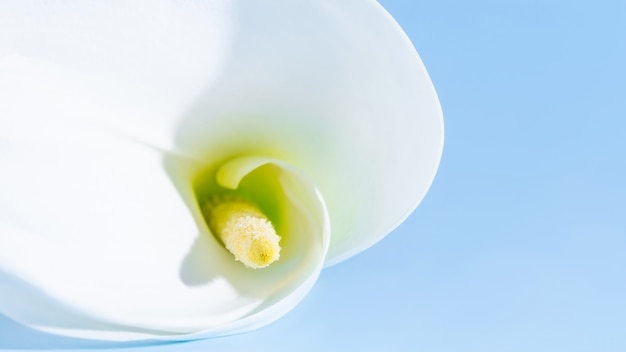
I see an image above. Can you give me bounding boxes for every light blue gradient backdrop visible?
[1,1,624,351]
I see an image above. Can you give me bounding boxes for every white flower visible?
[0,0,443,341]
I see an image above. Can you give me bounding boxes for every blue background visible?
[1,0,624,351]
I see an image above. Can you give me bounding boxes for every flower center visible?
[204,196,281,269]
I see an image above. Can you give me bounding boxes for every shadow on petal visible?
[179,233,220,287]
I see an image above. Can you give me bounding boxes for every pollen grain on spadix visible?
[204,195,281,269]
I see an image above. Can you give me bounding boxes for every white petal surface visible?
[0,131,329,340]
[0,0,231,151]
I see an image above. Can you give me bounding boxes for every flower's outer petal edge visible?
[0,0,441,340]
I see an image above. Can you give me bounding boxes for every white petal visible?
[0,131,330,340]
[0,0,442,339]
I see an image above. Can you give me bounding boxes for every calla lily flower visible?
[0,0,443,342]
